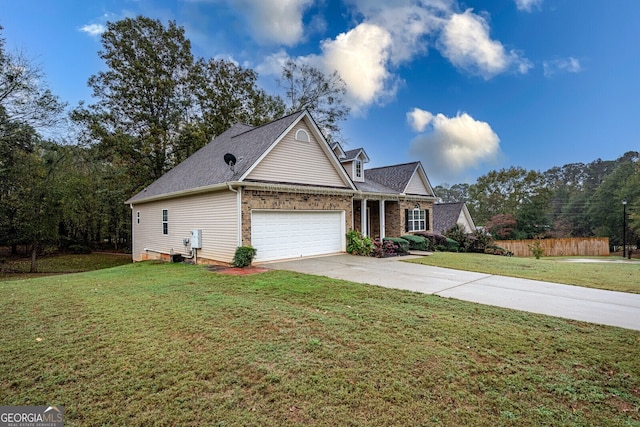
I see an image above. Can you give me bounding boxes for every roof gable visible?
[433,202,475,233]
[364,162,435,196]
[341,148,370,163]
[243,114,353,188]
[127,111,308,203]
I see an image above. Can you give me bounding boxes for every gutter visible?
[127,180,436,205]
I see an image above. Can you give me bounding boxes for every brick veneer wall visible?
[240,188,353,246]
[397,200,434,236]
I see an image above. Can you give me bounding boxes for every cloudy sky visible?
[2,0,639,184]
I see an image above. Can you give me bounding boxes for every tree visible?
[0,26,66,261]
[0,27,66,141]
[74,17,286,194]
[184,58,284,160]
[587,156,640,246]
[73,16,195,192]
[434,183,469,203]
[279,59,349,141]
[468,167,550,233]
[485,213,517,239]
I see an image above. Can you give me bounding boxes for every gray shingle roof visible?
[126,111,305,203]
[433,202,465,234]
[354,180,397,194]
[364,162,420,194]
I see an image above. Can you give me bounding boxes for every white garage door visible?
[251,210,345,262]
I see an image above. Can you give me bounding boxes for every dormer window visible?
[295,129,310,142]
[355,159,362,179]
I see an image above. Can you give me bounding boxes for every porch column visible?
[379,200,386,239]
[361,198,368,236]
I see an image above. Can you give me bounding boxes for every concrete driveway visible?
[268,254,640,331]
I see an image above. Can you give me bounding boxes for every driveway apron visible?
[268,254,640,331]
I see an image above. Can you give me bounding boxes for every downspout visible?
[129,204,134,261]
[228,183,242,247]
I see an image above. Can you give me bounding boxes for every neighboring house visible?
[432,202,477,235]
[126,110,436,264]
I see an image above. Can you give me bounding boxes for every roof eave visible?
[126,182,242,205]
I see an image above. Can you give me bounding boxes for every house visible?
[432,202,476,235]
[126,110,436,264]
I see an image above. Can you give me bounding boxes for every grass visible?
[406,252,640,294]
[0,253,131,282]
[0,261,638,426]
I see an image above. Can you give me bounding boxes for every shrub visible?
[529,239,545,259]
[485,244,513,257]
[444,224,472,251]
[232,246,257,267]
[414,232,448,249]
[471,228,494,252]
[372,238,398,258]
[445,238,460,252]
[346,230,374,256]
[401,234,429,251]
[383,237,410,255]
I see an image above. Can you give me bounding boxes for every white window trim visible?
[295,129,310,142]
[162,209,168,235]
[408,208,427,232]
[136,211,140,224]
[355,159,362,178]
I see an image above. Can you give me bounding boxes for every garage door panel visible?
[251,210,344,262]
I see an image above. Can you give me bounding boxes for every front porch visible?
[352,198,433,239]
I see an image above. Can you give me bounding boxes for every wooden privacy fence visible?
[495,237,610,257]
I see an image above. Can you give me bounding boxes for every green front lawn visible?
[407,252,640,294]
[1,262,638,426]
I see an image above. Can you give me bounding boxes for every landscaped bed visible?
[1,261,638,425]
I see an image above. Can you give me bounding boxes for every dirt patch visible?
[209,266,270,275]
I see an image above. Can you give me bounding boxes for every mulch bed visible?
[207,265,270,275]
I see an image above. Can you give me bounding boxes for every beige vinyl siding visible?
[342,160,355,181]
[246,120,348,188]
[132,190,238,263]
[405,172,430,195]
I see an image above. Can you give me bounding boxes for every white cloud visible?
[320,23,396,111]
[234,0,313,46]
[259,2,530,113]
[407,108,434,132]
[79,23,106,36]
[543,57,581,78]
[408,108,501,180]
[514,0,542,12]
[437,9,531,79]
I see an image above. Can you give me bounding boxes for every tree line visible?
[0,17,348,271]
[434,151,640,247]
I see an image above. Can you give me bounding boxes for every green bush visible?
[529,239,545,259]
[232,246,257,267]
[401,234,429,251]
[445,237,459,252]
[383,237,410,255]
[444,224,472,251]
[346,230,374,256]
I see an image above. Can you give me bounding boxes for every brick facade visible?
[398,200,434,235]
[240,188,353,246]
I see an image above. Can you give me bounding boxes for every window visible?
[162,209,168,235]
[295,129,310,142]
[136,211,140,224]
[407,208,427,232]
[355,159,362,178]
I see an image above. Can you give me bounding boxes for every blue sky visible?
[2,0,639,185]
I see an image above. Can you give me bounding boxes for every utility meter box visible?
[190,229,202,249]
